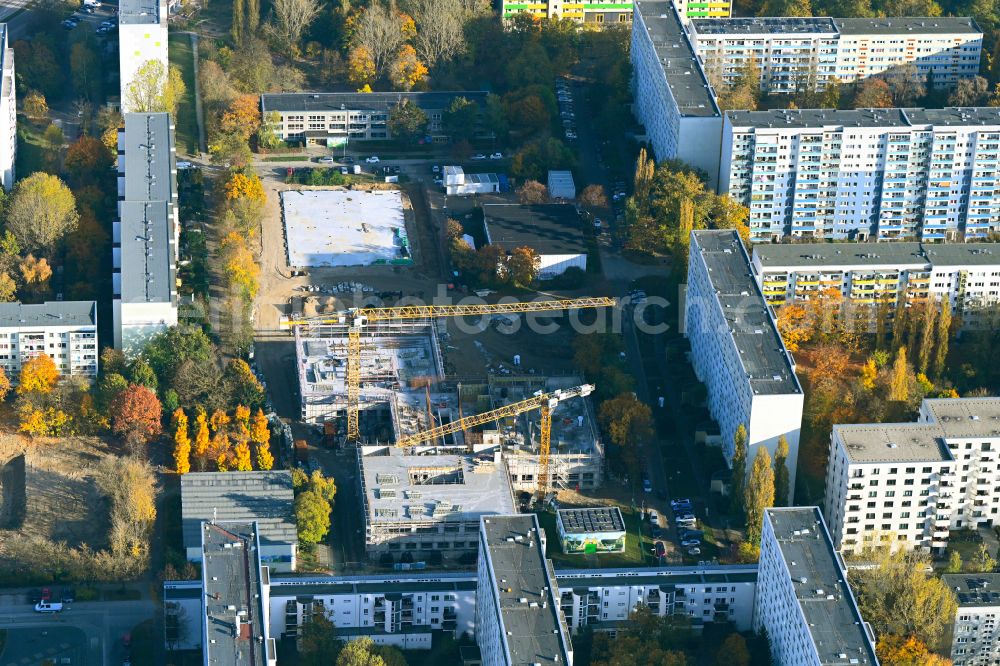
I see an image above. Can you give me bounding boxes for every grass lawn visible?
[15,119,50,177]
[263,155,310,162]
[168,33,199,156]
[535,507,654,569]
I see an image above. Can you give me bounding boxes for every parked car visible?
[642,477,652,493]
[648,510,661,527]
[34,602,63,613]
[365,156,380,163]
[342,156,355,164]
[687,547,702,556]
[432,165,440,173]
[61,19,77,28]
[318,156,336,165]
[471,154,487,160]
[654,541,666,558]
[680,539,701,547]
[61,588,76,604]
[176,161,194,169]
[340,166,349,174]
[671,498,692,509]
[490,152,503,160]
[675,513,695,522]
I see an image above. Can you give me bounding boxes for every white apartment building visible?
[0,25,15,191]
[119,0,168,112]
[753,507,879,666]
[476,515,572,666]
[824,398,1000,555]
[114,112,178,357]
[689,16,982,95]
[944,573,1000,666]
[721,107,1000,242]
[499,0,634,24]
[260,92,491,146]
[632,0,723,189]
[0,302,97,381]
[686,230,804,503]
[751,242,1000,326]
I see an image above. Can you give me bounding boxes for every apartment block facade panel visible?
[686,230,803,503]
[824,398,1000,555]
[946,574,1000,666]
[0,302,98,381]
[689,16,981,95]
[722,107,1000,242]
[500,0,633,23]
[0,25,14,191]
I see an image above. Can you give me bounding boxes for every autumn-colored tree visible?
[516,180,548,204]
[932,298,951,379]
[194,408,210,458]
[18,254,52,299]
[220,94,262,141]
[6,173,79,254]
[390,44,428,91]
[250,408,274,470]
[861,357,878,391]
[715,633,750,666]
[224,172,266,204]
[212,430,233,471]
[18,353,59,395]
[233,440,253,471]
[64,135,113,184]
[221,232,260,301]
[347,45,376,87]
[507,247,539,287]
[18,405,72,437]
[730,424,748,515]
[210,409,231,434]
[598,393,653,447]
[855,78,894,108]
[0,273,15,302]
[23,90,49,122]
[889,347,910,402]
[172,407,191,474]
[876,634,952,666]
[776,304,811,352]
[744,446,775,545]
[579,184,608,208]
[0,367,10,402]
[111,384,163,444]
[917,302,937,375]
[225,359,265,409]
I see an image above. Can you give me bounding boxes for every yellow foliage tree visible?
[250,408,269,445]
[17,353,59,395]
[347,46,376,87]
[390,45,428,91]
[775,304,811,352]
[234,440,253,471]
[876,634,952,666]
[224,172,266,204]
[0,367,10,402]
[172,407,191,474]
[18,404,72,436]
[861,358,878,391]
[221,232,260,301]
[193,408,210,458]
[209,409,231,434]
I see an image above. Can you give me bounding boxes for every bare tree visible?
[408,0,465,68]
[881,64,926,107]
[354,1,405,78]
[270,0,321,52]
[948,75,989,106]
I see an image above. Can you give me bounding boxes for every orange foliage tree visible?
[220,95,262,141]
[875,635,952,666]
[172,407,191,474]
[251,408,274,470]
[775,304,811,352]
[18,353,59,395]
[193,408,210,458]
[111,384,163,444]
[224,172,266,204]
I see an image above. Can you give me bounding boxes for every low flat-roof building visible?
[358,447,516,561]
[556,507,626,555]
[443,166,501,196]
[944,573,1000,666]
[0,301,97,381]
[200,521,276,666]
[476,515,572,666]
[754,507,878,666]
[261,92,492,145]
[686,230,803,504]
[482,204,587,278]
[547,170,576,200]
[181,472,297,572]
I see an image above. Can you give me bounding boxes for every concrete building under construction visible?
[295,322,445,426]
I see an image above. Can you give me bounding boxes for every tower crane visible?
[395,384,595,496]
[285,297,615,441]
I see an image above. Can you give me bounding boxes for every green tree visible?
[773,435,791,506]
[70,41,102,102]
[387,99,429,144]
[142,325,217,389]
[730,424,748,515]
[744,446,775,546]
[6,173,78,253]
[298,612,340,666]
[295,490,331,544]
[945,549,963,573]
[128,358,159,391]
[972,542,997,573]
[442,96,479,142]
[232,0,245,43]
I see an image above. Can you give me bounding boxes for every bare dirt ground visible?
[0,436,114,551]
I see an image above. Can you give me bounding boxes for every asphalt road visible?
[0,599,155,665]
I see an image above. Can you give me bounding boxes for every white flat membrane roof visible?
[281,189,407,267]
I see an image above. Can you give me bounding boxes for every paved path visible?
[189,31,208,155]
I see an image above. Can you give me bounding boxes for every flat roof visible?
[922,398,1000,438]
[904,107,1000,127]
[119,0,161,23]
[483,204,587,255]
[120,113,176,305]
[835,16,981,35]
[267,572,478,597]
[557,507,625,535]
[691,230,801,396]
[634,0,720,118]
[359,448,515,524]
[943,574,1000,607]
[481,514,571,666]
[727,107,910,130]
[181,472,297,550]
[261,91,489,114]
[692,16,838,35]
[753,242,927,269]
[765,508,878,666]
[202,522,268,666]
[923,243,1000,266]
[0,301,96,328]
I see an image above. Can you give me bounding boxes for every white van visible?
[34,601,63,613]
[83,0,101,7]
